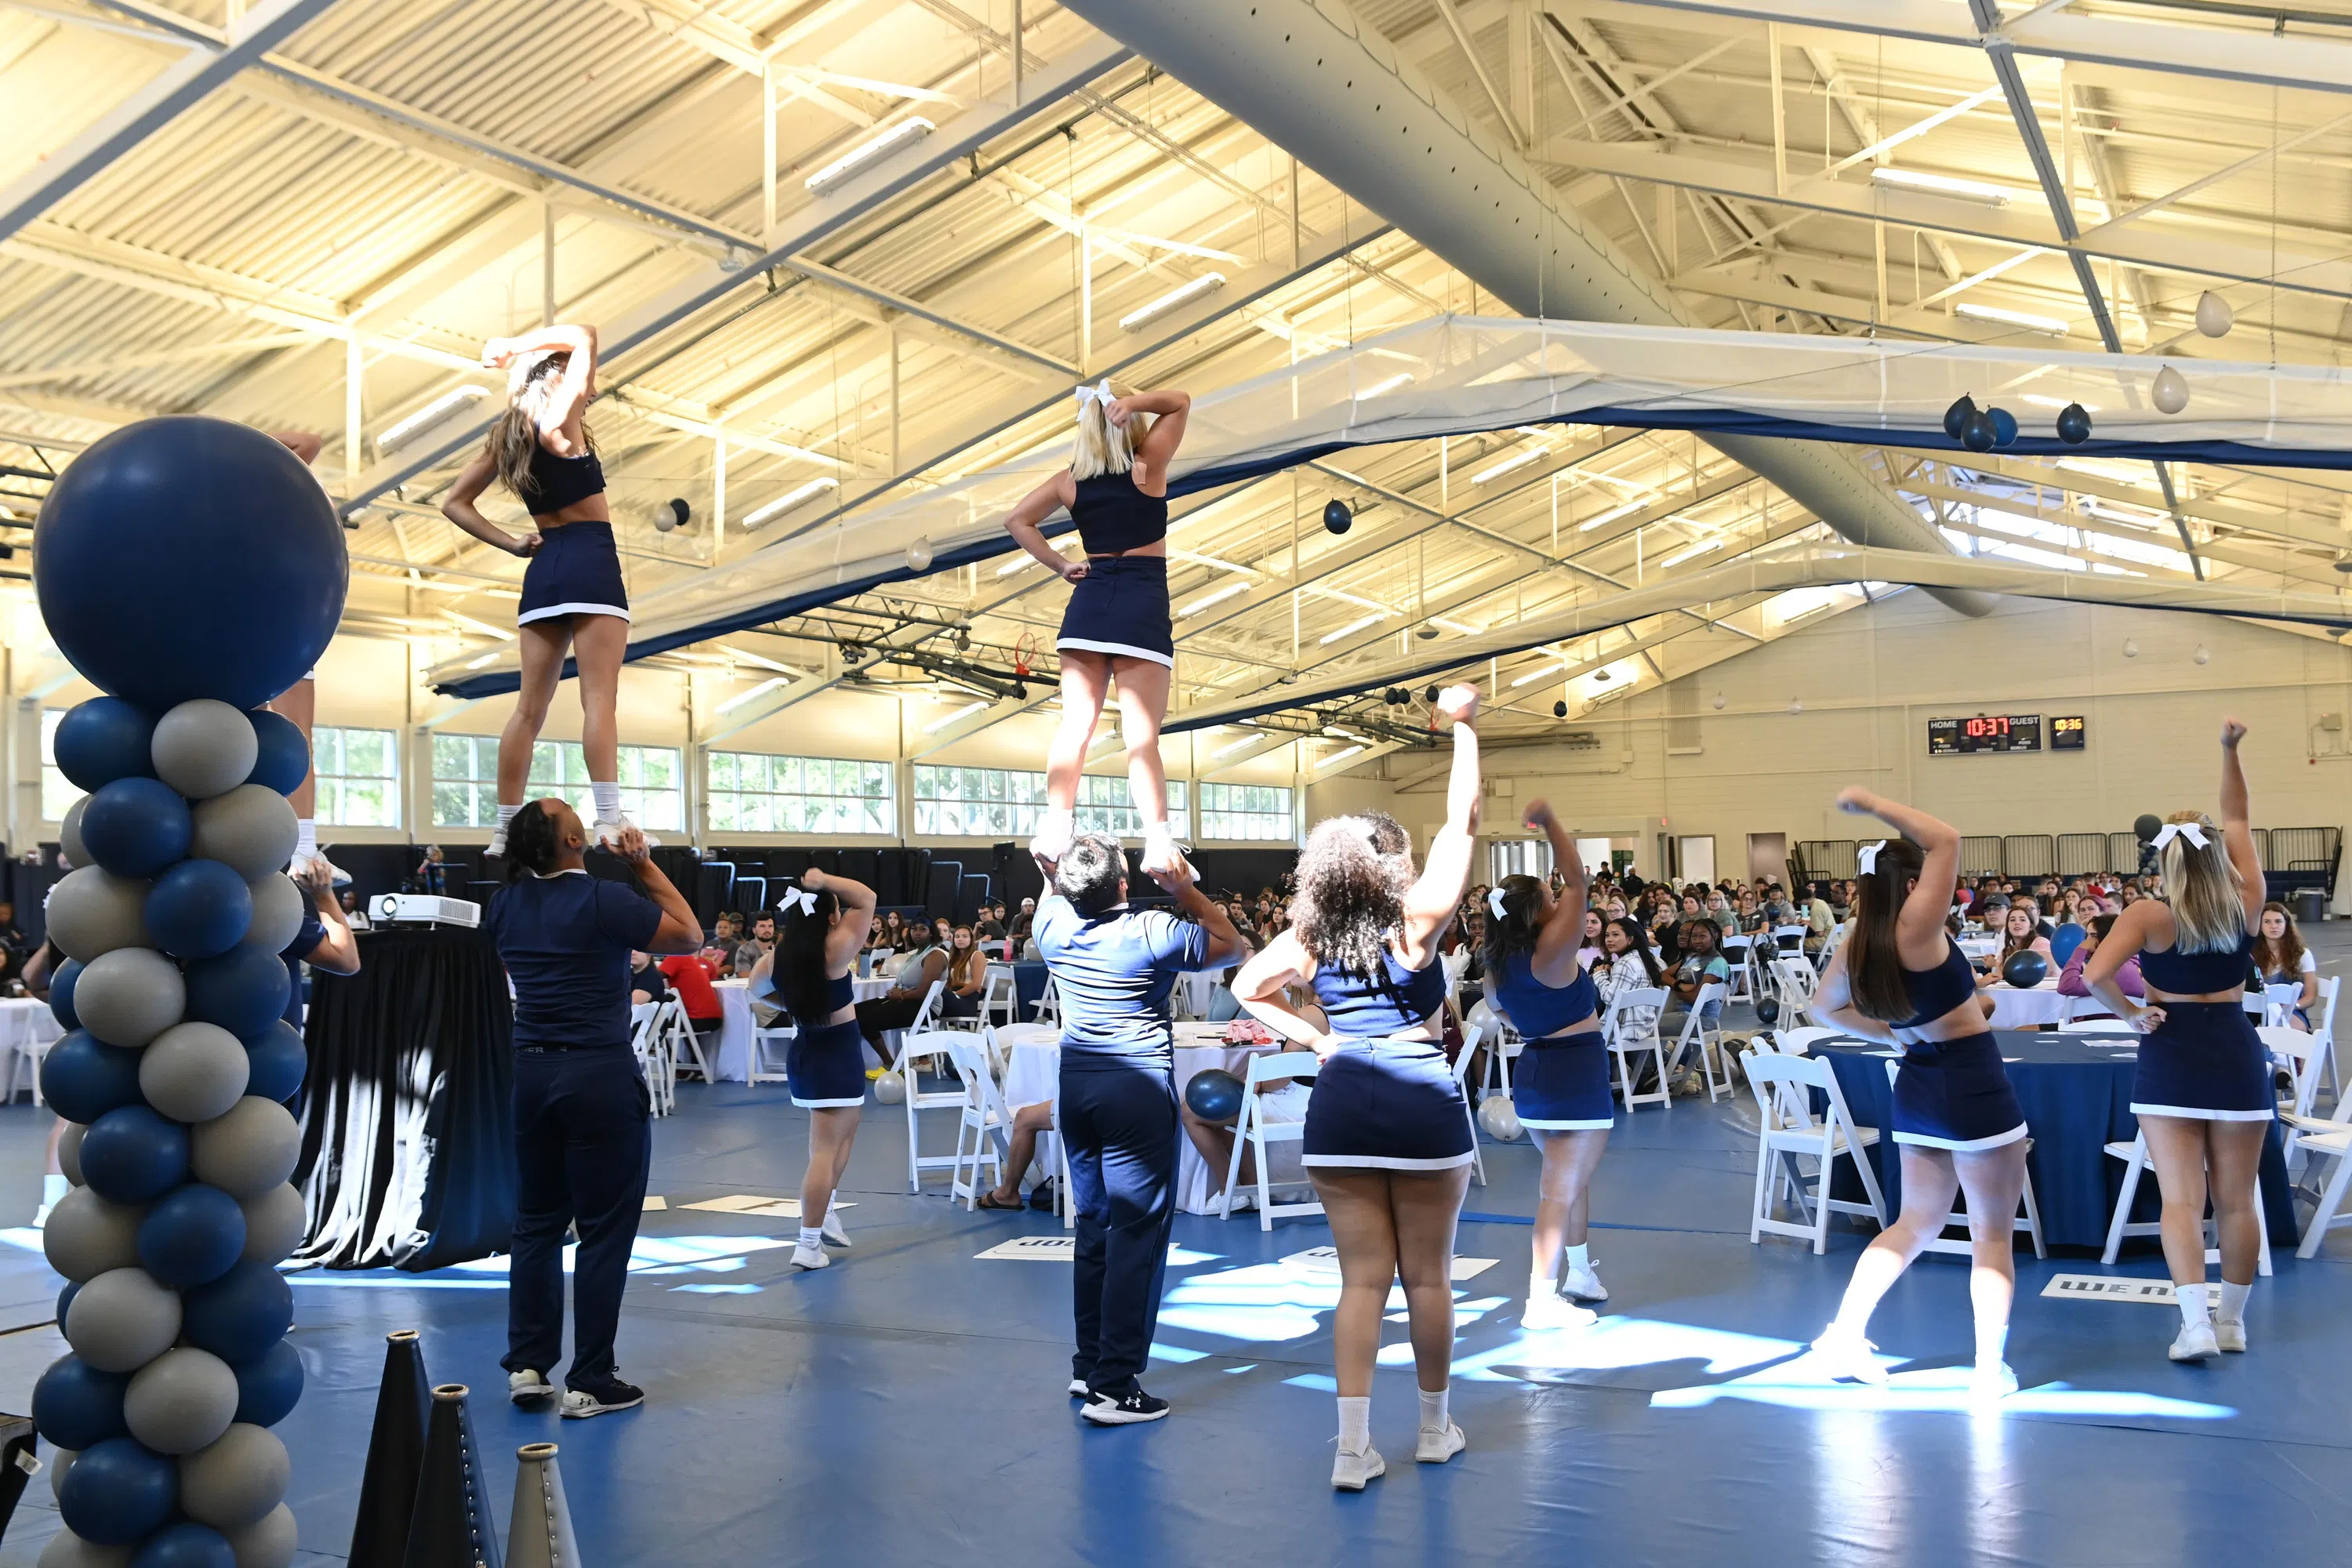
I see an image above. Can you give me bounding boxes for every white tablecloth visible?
[1986,980,2071,1029]
[712,979,754,1083]
[0,999,62,1103]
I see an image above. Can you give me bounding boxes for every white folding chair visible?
[2284,1079,2352,1258]
[1601,985,1671,1112]
[1721,935,1755,1001]
[1770,924,1809,962]
[749,1018,794,1087]
[2263,1024,2326,1131]
[1031,974,1062,1027]
[2100,1130,2273,1276]
[1667,982,1730,1101]
[883,978,946,1062]
[1881,1060,2046,1259]
[659,997,712,1083]
[1769,957,1820,1024]
[1740,1048,1887,1253]
[1220,1051,1323,1231]
[1466,998,1519,1099]
[2260,982,2306,1029]
[943,1038,1011,1210]
[628,1002,673,1116]
[1450,1022,1489,1188]
[1047,1095,1076,1231]
[2309,975,2341,1105]
[978,964,1018,1032]
[898,1022,969,1194]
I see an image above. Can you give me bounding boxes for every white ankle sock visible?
[2216,1279,2251,1326]
[1418,1386,1449,1432]
[1530,1266,1557,1298]
[1565,1243,1592,1269]
[2176,1281,2210,1327]
[294,818,317,862]
[1975,1320,2009,1369]
[1337,1396,1370,1453]
[42,1174,67,1205]
[797,1225,822,1250]
[591,781,622,823]
[495,802,519,835]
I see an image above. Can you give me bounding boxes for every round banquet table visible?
[0,997,63,1102]
[1806,1029,2296,1251]
[1984,979,2071,1029]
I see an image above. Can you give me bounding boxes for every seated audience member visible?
[880,909,908,950]
[942,924,989,1021]
[856,923,948,1059]
[659,946,724,1067]
[2252,899,2319,1031]
[976,1098,1058,1210]
[1592,916,1664,1034]
[975,903,1007,945]
[1802,889,1836,955]
[1661,919,1728,1038]
[2058,913,2143,1005]
[1007,898,1036,947]
[630,950,670,1007]
[339,889,371,931]
[706,911,746,966]
[1180,1062,1313,1212]
[1976,900,2054,988]
[415,844,448,895]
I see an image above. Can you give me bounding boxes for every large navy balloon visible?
[34,419,344,711]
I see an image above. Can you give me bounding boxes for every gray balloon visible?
[241,874,302,956]
[44,868,151,963]
[42,1188,143,1281]
[64,1265,183,1373]
[191,1098,300,1200]
[179,1422,289,1531]
[139,1022,250,1124]
[227,1503,297,1568]
[60,1121,87,1187]
[37,1525,130,1568]
[48,1448,73,1504]
[125,1345,239,1454]
[238,1183,306,1266]
[71,946,187,1048]
[151,700,257,801]
[191,786,299,882]
[59,797,89,871]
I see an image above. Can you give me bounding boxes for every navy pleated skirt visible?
[1890,1033,2027,1151]
[787,1018,868,1109]
[2132,1000,2275,1121]
[1056,554,1173,667]
[1513,1037,1615,1131]
[1301,1039,1474,1171]
[518,519,630,626]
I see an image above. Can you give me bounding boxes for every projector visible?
[369,894,481,928]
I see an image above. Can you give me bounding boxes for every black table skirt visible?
[292,926,516,1271]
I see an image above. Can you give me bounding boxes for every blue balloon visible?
[145,860,252,960]
[245,708,310,797]
[185,946,292,1039]
[79,1105,192,1205]
[34,418,346,712]
[52,698,158,793]
[132,1522,234,1568]
[56,1436,177,1544]
[180,1259,293,1364]
[136,1184,247,1289]
[79,777,194,879]
[243,1019,306,1105]
[57,1279,80,1324]
[230,1339,303,1428]
[33,1353,129,1450]
[41,1031,146,1124]
[50,956,83,1031]
[1990,405,2020,448]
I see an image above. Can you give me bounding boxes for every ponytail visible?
[1480,874,1545,971]
[1844,837,1926,1023]
[503,801,561,881]
[775,891,842,1023]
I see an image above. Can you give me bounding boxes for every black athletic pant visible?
[1060,1062,1178,1398]
[503,1046,651,1389]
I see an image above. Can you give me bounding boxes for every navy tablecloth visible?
[1808,1030,2296,1252]
[1014,960,1050,1022]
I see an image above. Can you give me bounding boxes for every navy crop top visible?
[523,444,605,513]
[1892,938,1980,1030]
[768,968,855,1023]
[1070,471,1167,554]
[2140,930,2254,994]
[1310,946,1448,1039]
[1492,951,1599,1040]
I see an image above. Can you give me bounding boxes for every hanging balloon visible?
[2151,364,2190,416]
[1322,499,1352,535]
[2194,290,2234,339]
[2055,402,2094,445]
[1989,407,2020,448]
[903,536,935,572]
[1942,394,1976,441]
[1552,700,1567,718]
[1960,408,1998,452]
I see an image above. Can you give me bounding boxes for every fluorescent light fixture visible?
[1955,303,2068,336]
[2022,394,2100,412]
[1120,273,1227,332]
[463,650,502,670]
[1316,744,1367,770]
[1871,167,2016,206]
[1358,372,1414,399]
[1578,499,1646,532]
[1178,582,1249,618]
[924,700,987,734]
[741,477,837,528]
[378,386,488,453]
[1472,447,1548,485]
[1317,613,1386,644]
[1659,539,1723,568]
[995,556,1039,577]
[804,118,935,194]
[1509,661,1567,689]
[1214,731,1265,759]
[717,677,789,713]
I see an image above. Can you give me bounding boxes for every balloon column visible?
[28,417,346,1568]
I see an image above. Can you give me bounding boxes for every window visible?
[912,764,1049,837]
[313,727,398,828]
[1489,838,1554,881]
[1196,782,1293,843]
[434,737,684,831]
[1074,775,1188,840]
[708,751,892,836]
[39,710,81,822]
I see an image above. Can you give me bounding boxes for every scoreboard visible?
[1926,714,2086,755]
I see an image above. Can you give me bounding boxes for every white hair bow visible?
[780,886,818,916]
[1857,840,1886,877]
[1074,379,1114,408]
[1487,887,1509,920]
[2151,821,2210,852]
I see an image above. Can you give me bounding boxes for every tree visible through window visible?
[1197,782,1292,842]
[709,752,892,836]
[312,727,398,828]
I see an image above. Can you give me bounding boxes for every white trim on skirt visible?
[792,1094,867,1109]
[1892,1121,2030,1152]
[1519,1116,1616,1131]
[1301,1151,1478,1171]
[518,601,633,625]
[2129,1102,2276,1122]
[1055,636,1174,669]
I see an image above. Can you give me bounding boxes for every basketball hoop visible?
[1013,631,1039,679]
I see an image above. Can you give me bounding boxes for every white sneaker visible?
[1331,1443,1385,1491]
[1809,1327,1890,1385]
[790,1243,829,1272]
[1068,1377,1091,1398]
[1968,1362,2019,1404]
[1219,1189,1256,1214]
[2169,1319,2220,1362]
[296,851,353,889]
[2215,1318,2247,1353]
[508,1369,555,1406]
[1523,1293,1599,1332]
[487,826,508,858]
[1028,810,1074,865]
[1415,1422,1465,1464]
[821,1209,851,1249]
[1561,1262,1608,1302]
[1141,831,1193,880]
[594,815,659,849]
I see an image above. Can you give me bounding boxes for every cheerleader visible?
[755,869,877,1272]
[1000,383,1192,878]
[1808,789,2027,1402]
[1484,799,1611,1328]
[441,324,644,855]
[2086,720,2270,1360]
[1233,685,1482,1490]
